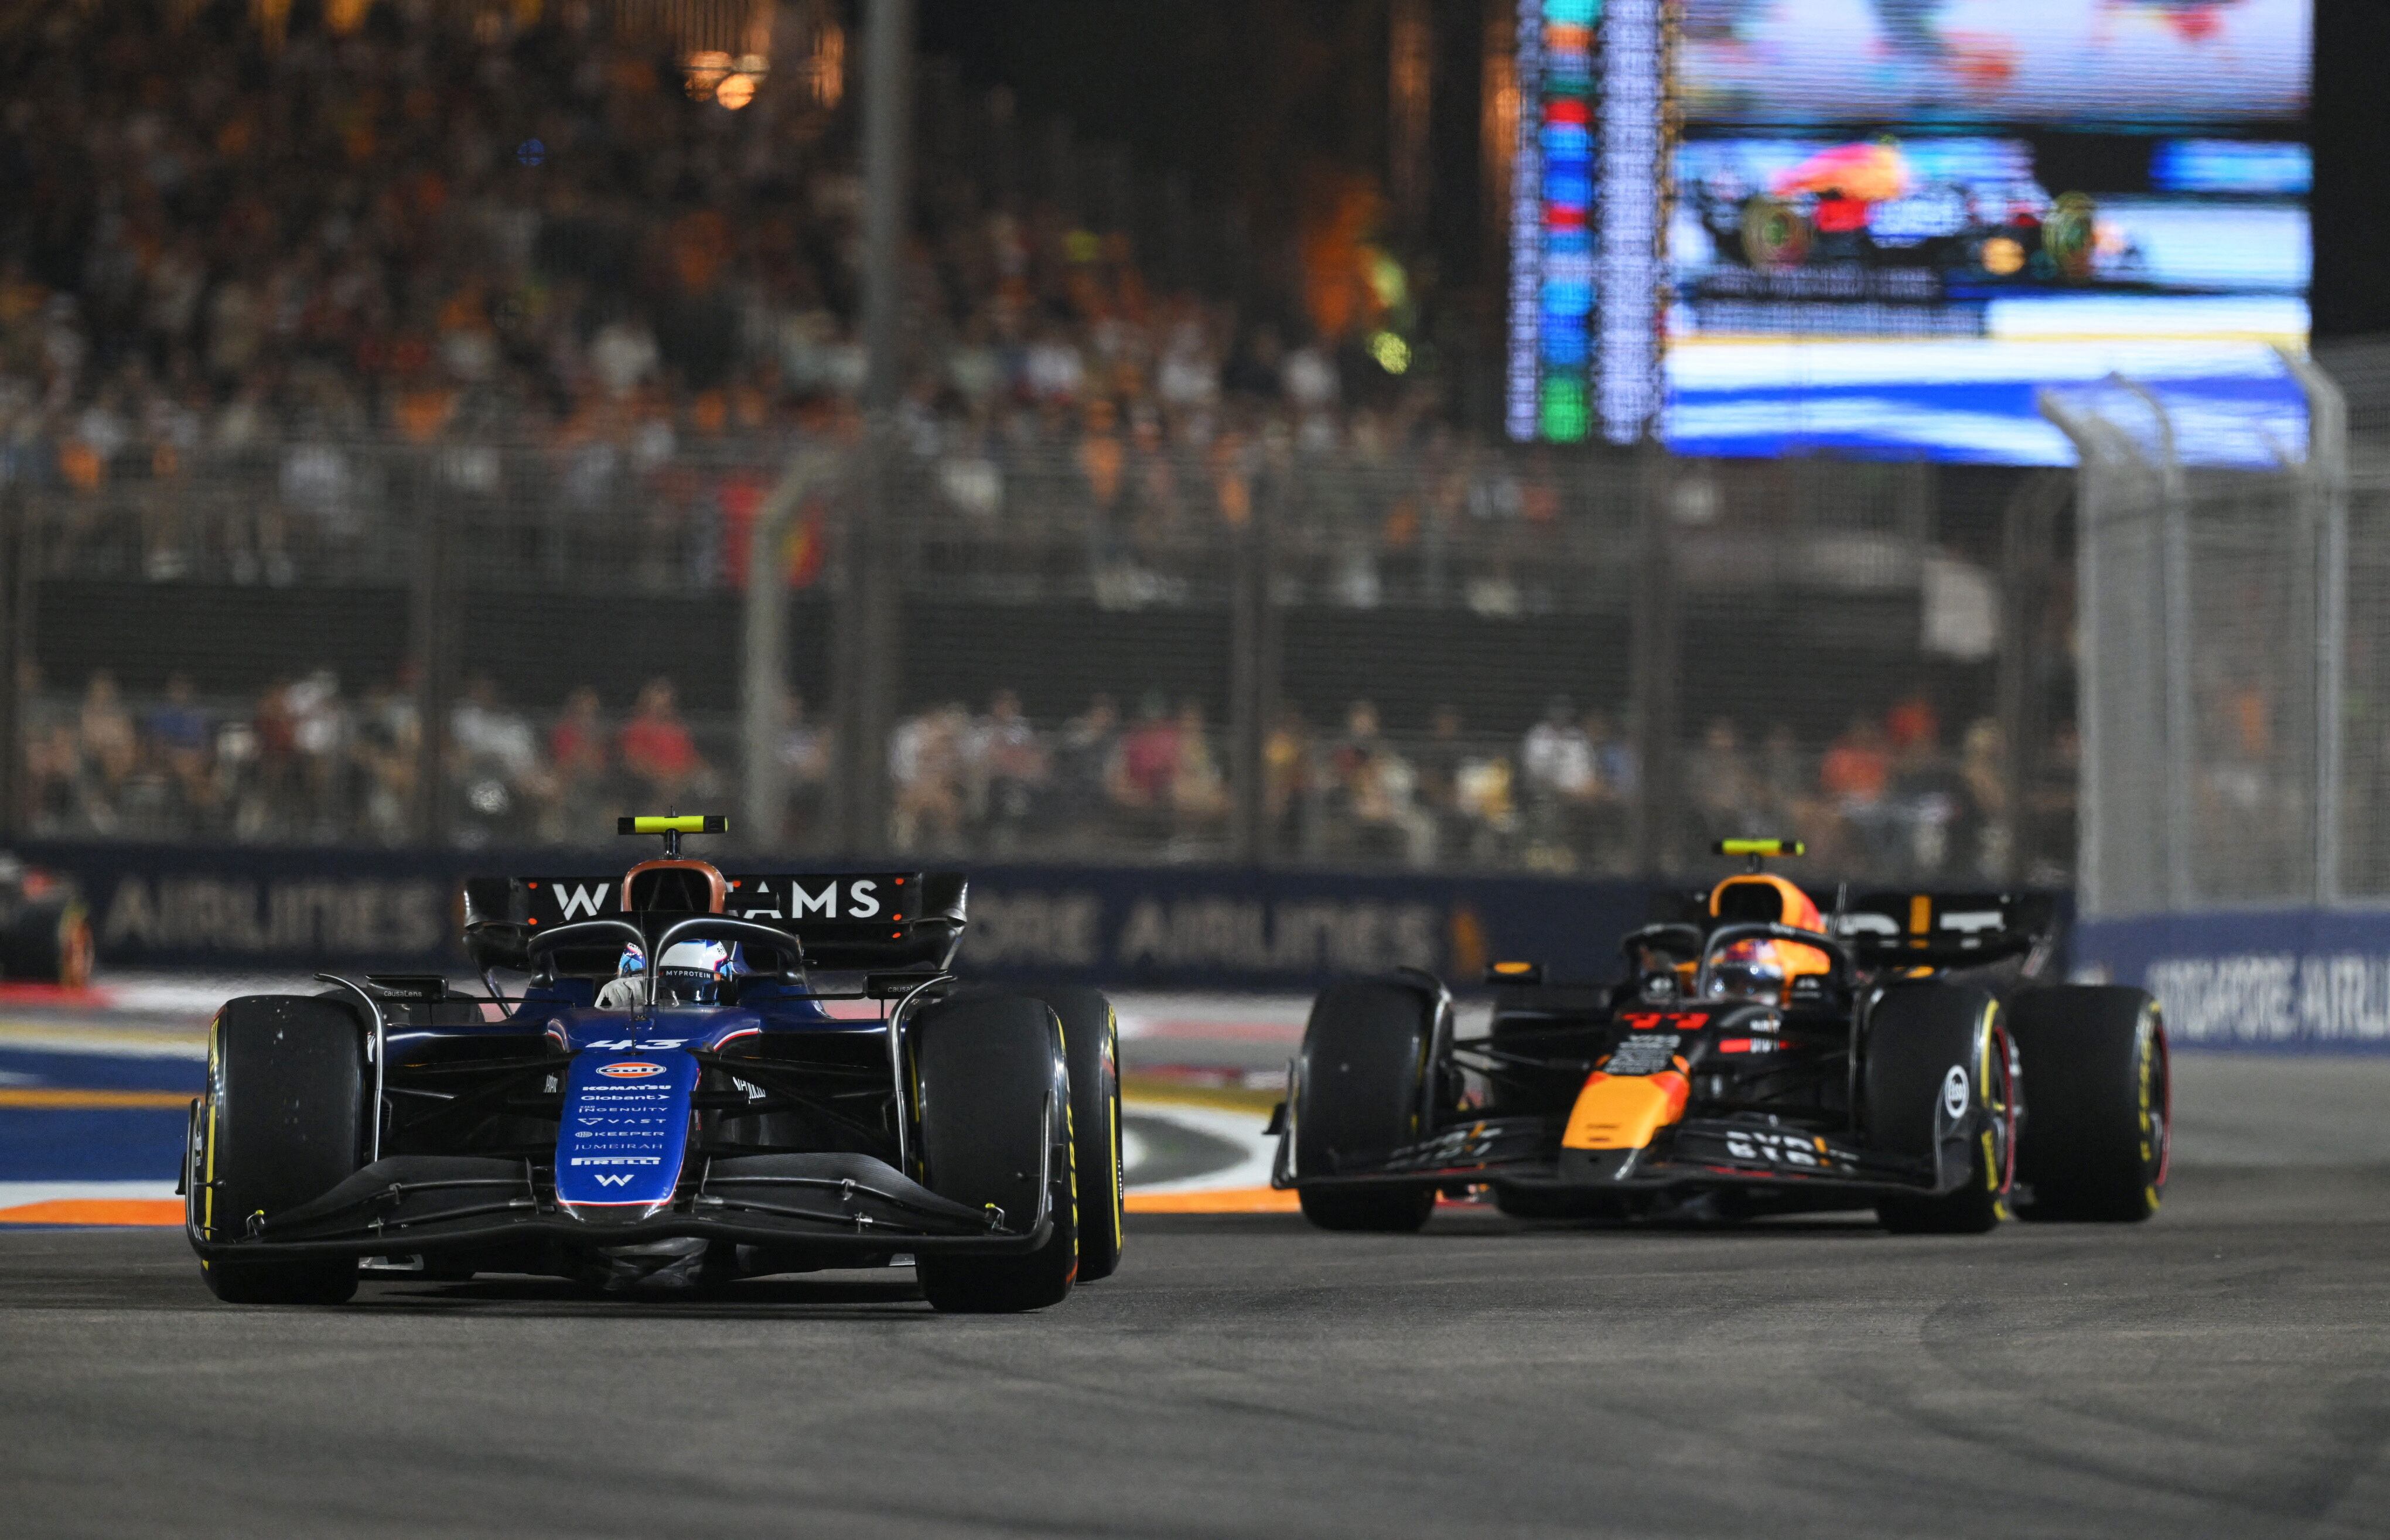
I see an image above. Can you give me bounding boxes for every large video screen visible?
[1663,0,2311,466]
[1504,0,2311,466]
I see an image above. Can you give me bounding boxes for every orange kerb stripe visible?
[0,1199,184,1226]
[0,1090,193,1108]
[1124,1187,1304,1214]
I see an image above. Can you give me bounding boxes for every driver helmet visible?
[1705,938,1785,1004]
[615,939,741,1005]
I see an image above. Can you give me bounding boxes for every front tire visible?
[1293,977,1442,1233]
[193,995,367,1305]
[2008,986,2169,1222]
[1864,984,2015,1236]
[1026,986,1124,1283]
[911,993,1077,1313]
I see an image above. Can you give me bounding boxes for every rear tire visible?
[1864,984,2014,1236]
[193,996,367,1305]
[1293,978,1440,1233]
[2008,986,2169,1222]
[911,993,1077,1313]
[1025,986,1124,1283]
[0,900,91,986]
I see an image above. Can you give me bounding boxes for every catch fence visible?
[1,428,2060,885]
[2049,348,2386,914]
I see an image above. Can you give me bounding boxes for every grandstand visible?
[0,0,2058,884]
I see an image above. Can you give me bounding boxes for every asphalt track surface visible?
[1,1162,2385,1539]
[4,987,2388,1539]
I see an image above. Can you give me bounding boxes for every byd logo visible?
[597,1061,666,1079]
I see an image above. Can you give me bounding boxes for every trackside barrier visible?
[35,842,1655,992]
[2076,910,2390,1050]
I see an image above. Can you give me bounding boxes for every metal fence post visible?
[408,459,457,846]
[2112,381,2196,909]
[2281,347,2350,904]
[1228,470,1277,865]
[1996,470,2067,884]
[0,482,21,840]
[1629,446,1679,875]
[836,0,915,858]
[741,450,841,851]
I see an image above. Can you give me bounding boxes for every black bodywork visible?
[1276,890,2058,1217]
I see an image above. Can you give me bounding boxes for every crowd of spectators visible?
[20,665,722,848]
[18,665,2068,883]
[1,0,1471,593]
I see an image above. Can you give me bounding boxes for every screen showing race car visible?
[1660,0,2312,466]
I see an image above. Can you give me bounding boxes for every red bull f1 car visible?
[1274,840,2167,1234]
[183,816,1122,1312]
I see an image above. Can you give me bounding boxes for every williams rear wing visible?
[463,871,967,974]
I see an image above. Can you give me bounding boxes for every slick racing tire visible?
[2007,986,2169,1223]
[1293,977,1439,1233]
[1023,986,1124,1283]
[0,900,92,988]
[911,993,1078,1313]
[1863,984,2015,1237]
[193,996,367,1305]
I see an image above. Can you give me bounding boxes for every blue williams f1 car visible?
[183,817,1122,1312]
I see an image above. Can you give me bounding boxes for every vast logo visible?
[554,882,611,920]
[596,1061,665,1079]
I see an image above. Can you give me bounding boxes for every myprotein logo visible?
[596,1061,665,1079]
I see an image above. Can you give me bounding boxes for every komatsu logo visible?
[554,883,611,920]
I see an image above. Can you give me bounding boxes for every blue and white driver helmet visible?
[655,937,738,1004]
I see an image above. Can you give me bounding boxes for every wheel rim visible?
[1985,1024,2018,1196]
[2142,1009,2172,1196]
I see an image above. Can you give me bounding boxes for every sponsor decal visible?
[1722,1128,1837,1169]
[1602,1033,1681,1077]
[1713,1038,1782,1056]
[592,1174,634,1188]
[102,875,446,955]
[596,1061,666,1079]
[569,1156,664,1166]
[553,883,612,920]
[1941,1066,1972,1119]
[733,877,883,922]
[1618,1010,1711,1033]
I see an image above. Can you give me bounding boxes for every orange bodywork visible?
[1709,873,1834,984]
[1561,1070,1692,1151]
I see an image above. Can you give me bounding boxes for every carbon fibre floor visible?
[4,1162,2386,1539]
